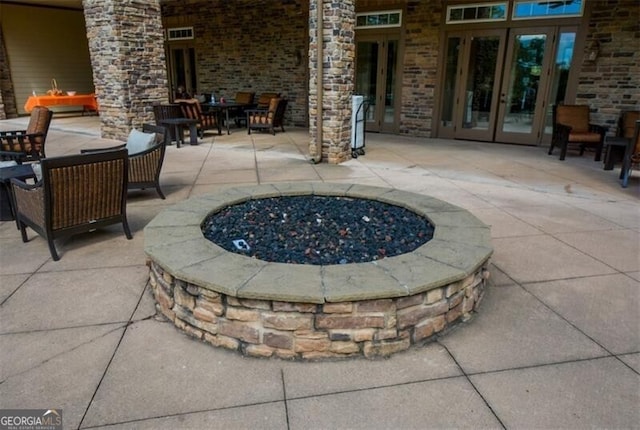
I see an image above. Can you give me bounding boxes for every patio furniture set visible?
[0,102,637,260]
[1,108,169,260]
[154,91,288,147]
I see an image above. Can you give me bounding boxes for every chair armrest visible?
[80,143,127,154]
[10,177,41,191]
[0,151,27,163]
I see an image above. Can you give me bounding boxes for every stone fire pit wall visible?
[144,183,493,360]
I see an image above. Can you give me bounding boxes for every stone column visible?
[0,28,17,119]
[83,0,168,140]
[308,0,355,164]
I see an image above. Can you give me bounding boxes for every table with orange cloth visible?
[24,94,99,113]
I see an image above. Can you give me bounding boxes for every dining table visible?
[205,101,256,135]
[24,93,99,114]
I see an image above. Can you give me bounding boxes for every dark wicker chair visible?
[0,106,53,162]
[549,104,607,161]
[81,124,169,199]
[246,97,287,135]
[620,120,640,188]
[153,103,183,143]
[11,149,132,261]
[177,99,221,137]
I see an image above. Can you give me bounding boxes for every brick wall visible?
[161,0,309,128]
[400,1,442,137]
[577,0,640,133]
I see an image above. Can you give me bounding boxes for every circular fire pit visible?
[144,183,493,360]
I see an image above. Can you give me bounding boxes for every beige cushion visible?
[126,129,155,155]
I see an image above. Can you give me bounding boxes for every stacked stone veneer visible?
[576,0,640,132]
[83,0,168,141]
[149,262,487,360]
[144,183,493,360]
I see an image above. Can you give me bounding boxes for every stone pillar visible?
[308,0,355,164]
[0,27,17,119]
[83,0,168,141]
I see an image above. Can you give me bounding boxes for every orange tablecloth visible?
[24,94,99,113]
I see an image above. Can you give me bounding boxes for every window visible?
[446,3,507,24]
[167,27,194,41]
[513,0,583,19]
[356,10,402,29]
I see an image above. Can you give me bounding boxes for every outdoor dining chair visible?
[11,149,132,261]
[549,104,607,161]
[0,106,53,162]
[247,97,287,135]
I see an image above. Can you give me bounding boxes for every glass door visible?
[440,30,507,142]
[168,44,197,100]
[495,28,553,145]
[356,35,400,132]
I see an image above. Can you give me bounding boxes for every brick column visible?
[308,0,355,164]
[83,0,168,141]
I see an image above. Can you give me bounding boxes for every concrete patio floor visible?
[0,114,638,429]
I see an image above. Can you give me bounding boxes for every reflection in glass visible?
[462,36,500,130]
[356,41,378,121]
[501,34,547,134]
[545,31,576,133]
[384,40,397,125]
[441,37,461,127]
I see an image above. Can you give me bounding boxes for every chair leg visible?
[156,184,166,200]
[594,143,603,162]
[19,223,28,243]
[559,142,568,161]
[47,238,60,261]
[122,218,133,240]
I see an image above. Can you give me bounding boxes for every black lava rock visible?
[202,195,434,265]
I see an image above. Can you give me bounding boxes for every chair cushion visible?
[126,129,155,155]
[568,132,602,143]
[556,105,590,133]
[235,92,255,105]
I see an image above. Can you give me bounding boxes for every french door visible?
[355,34,400,133]
[168,44,197,100]
[494,28,553,144]
[438,27,576,145]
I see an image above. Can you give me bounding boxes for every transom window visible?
[446,3,507,24]
[167,27,194,41]
[356,10,402,29]
[513,0,584,19]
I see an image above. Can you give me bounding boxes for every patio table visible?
[159,118,199,148]
[205,102,256,135]
[24,94,99,114]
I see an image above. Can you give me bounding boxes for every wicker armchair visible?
[11,149,132,261]
[0,106,53,162]
[177,99,221,137]
[81,124,169,199]
[549,105,607,161]
[246,97,287,135]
